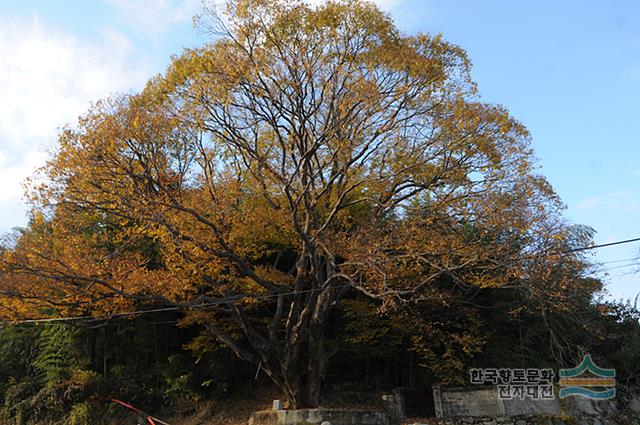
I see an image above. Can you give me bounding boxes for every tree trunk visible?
[205,272,336,408]
[305,323,327,407]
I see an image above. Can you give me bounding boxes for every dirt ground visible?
[161,388,277,425]
[160,386,390,425]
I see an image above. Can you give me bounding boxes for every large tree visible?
[0,0,585,407]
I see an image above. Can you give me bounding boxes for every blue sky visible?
[1,0,638,301]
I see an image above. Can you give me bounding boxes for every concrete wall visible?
[381,388,405,420]
[432,416,613,425]
[248,409,389,425]
[433,385,504,418]
[503,395,560,416]
[246,391,640,425]
[431,385,640,424]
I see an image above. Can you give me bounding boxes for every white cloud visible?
[0,17,150,230]
[106,0,405,37]
[0,150,47,204]
[106,0,201,35]
[305,0,405,10]
[574,190,640,212]
[575,196,600,210]
[370,0,406,9]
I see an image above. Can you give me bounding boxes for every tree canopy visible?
[0,0,601,408]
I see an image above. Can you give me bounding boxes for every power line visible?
[600,256,640,265]
[0,285,331,326]
[3,235,640,326]
[603,263,639,272]
[561,237,640,254]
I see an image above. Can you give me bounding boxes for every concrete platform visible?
[248,409,390,425]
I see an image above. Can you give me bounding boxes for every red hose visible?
[110,398,167,425]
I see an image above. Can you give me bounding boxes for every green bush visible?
[68,401,96,425]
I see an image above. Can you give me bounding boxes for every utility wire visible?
[600,256,640,265]
[0,286,331,326]
[560,237,640,254]
[603,263,639,272]
[3,235,640,326]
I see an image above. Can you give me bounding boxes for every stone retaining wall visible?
[248,409,390,425]
[433,415,609,425]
